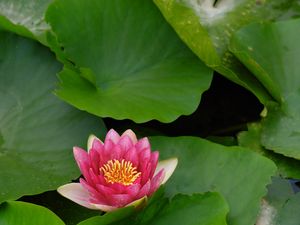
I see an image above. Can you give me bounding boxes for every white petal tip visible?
[156,157,178,185]
[121,129,138,143]
[57,183,97,209]
[87,134,101,151]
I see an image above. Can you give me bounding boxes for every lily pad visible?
[238,123,300,179]
[150,136,276,225]
[0,201,65,225]
[79,192,229,225]
[46,0,213,123]
[143,193,228,225]
[154,0,300,103]
[0,0,52,44]
[0,32,106,203]
[230,18,300,160]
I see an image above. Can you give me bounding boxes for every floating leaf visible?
[230,18,300,160]
[0,32,106,203]
[0,0,53,44]
[79,192,228,225]
[150,136,276,225]
[154,0,300,103]
[46,0,213,123]
[238,123,300,179]
[0,201,65,225]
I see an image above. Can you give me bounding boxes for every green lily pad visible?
[142,193,228,225]
[238,123,300,179]
[150,136,276,225]
[45,0,213,123]
[79,192,228,225]
[230,18,300,160]
[0,201,65,225]
[0,0,53,45]
[154,0,300,103]
[0,32,106,203]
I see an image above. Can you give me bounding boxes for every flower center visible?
[100,159,141,186]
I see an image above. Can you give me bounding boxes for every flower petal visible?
[90,203,117,212]
[118,135,134,152]
[135,137,150,153]
[73,147,91,181]
[87,134,102,152]
[121,129,138,144]
[57,183,98,210]
[155,158,178,185]
[105,129,120,144]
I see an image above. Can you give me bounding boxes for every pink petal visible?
[118,135,134,152]
[87,134,102,152]
[108,194,132,207]
[80,179,107,203]
[96,184,118,195]
[121,129,138,144]
[105,129,120,144]
[149,151,159,178]
[110,145,123,160]
[136,180,151,199]
[89,148,100,174]
[123,147,139,166]
[92,138,105,154]
[149,169,165,195]
[135,137,150,153]
[73,147,91,181]
[155,158,178,185]
[57,183,99,210]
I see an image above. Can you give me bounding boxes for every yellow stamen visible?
[100,159,141,186]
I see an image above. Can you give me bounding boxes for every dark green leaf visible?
[0,32,106,203]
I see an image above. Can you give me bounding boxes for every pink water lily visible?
[58,129,177,211]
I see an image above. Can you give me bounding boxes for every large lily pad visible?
[238,123,300,179]
[0,32,106,203]
[45,0,213,123]
[79,192,228,225]
[230,18,300,160]
[154,0,300,103]
[0,0,52,44]
[150,136,276,225]
[0,201,65,225]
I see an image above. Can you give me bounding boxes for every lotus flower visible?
[58,129,177,211]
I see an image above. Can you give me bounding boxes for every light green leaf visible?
[230,18,300,160]
[0,32,106,203]
[238,123,300,179]
[150,136,276,225]
[0,0,52,45]
[46,0,213,123]
[154,0,300,103]
[77,207,134,225]
[0,201,65,225]
[145,193,228,225]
